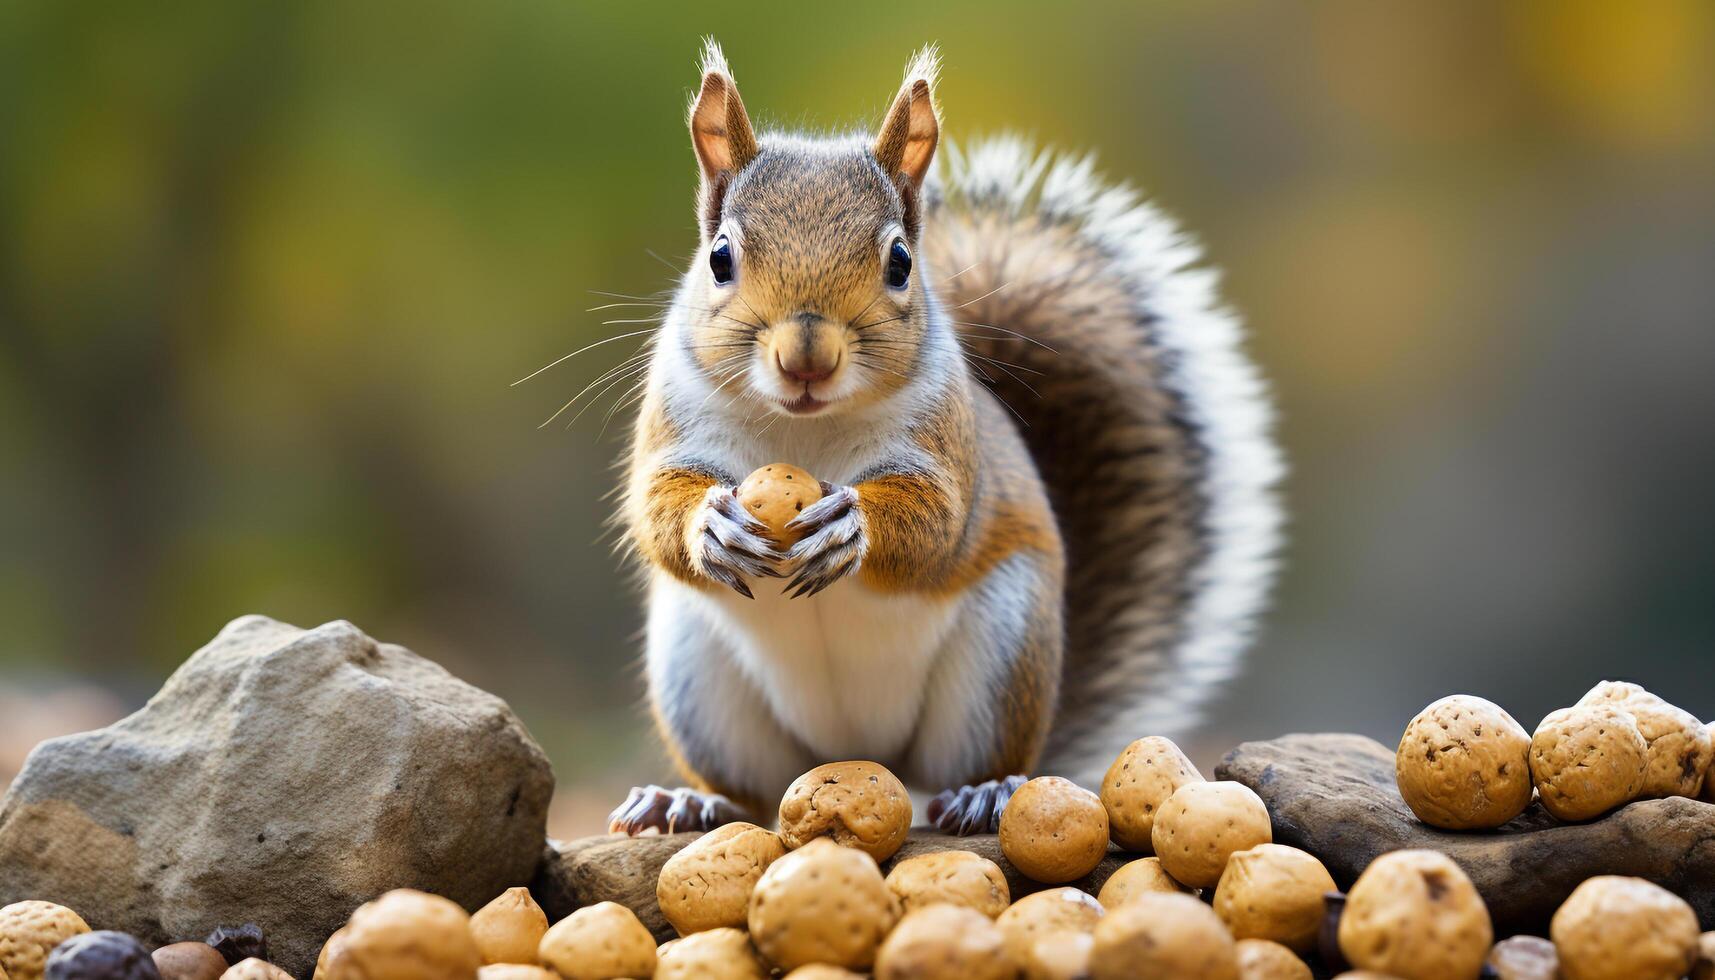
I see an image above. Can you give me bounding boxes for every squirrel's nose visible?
[777,351,836,384]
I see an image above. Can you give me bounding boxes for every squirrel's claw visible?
[695,486,787,597]
[607,784,748,836]
[784,484,864,598]
[927,775,1029,836]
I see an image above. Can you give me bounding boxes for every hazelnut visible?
[1577,681,1713,798]
[1331,973,1402,979]
[1088,892,1239,980]
[538,902,656,980]
[781,968,865,980]
[874,904,1014,980]
[468,887,548,965]
[1338,849,1491,980]
[998,776,1111,883]
[1550,875,1699,980]
[883,850,1010,917]
[1100,736,1204,852]
[41,931,156,980]
[1693,931,1715,980]
[475,968,557,980]
[1214,844,1336,954]
[1094,856,1192,909]
[737,464,823,547]
[205,926,266,968]
[747,837,899,971]
[1150,780,1272,889]
[658,821,787,935]
[778,761,912,862]
[1395,695,1533,829]
[218,960,291,980]
[994,888,1104,965]
[152,942,229,980]
[1018,932,1092,980]
[332,889,481,980]
[1235,939,1312,980]
[654,927,766,980]
[310,927,348,980]
[1486,935,1560,980]
[0,901,92,980]
[1530,705,1648,821]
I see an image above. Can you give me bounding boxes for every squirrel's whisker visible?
[513,329,659,387]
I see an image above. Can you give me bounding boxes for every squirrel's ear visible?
[874,47,941,197]
[688,40,757,235]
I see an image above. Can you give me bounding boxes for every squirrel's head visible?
[676,41,942,418]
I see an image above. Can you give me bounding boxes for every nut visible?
[737,464,823,547]
[1486,935,1560,980]
[469,887,548,965]
[538,901,656,980]
[1151,781,1272,889]
[0,901,92,980]
[219,960,291,980]
[333,888,481,980]
[205,926,267,968]
[658,821,787,935]
[778,761,912,862]
[780,968,865,980]
[42,932,156,980]
[884,850,1010,917]
[998,776,1111,883]
[1550,875,1699,980]
[476,968,557,980]
[654,927,766,980]
[1693,931,1715,980]
[1395,695,1533,829]
[1094,856,1193,909]
[1017,932,1092,980]
[310,927,348,980]
[1235,939,1311,980]
[152,942,229,980]
[1577,681,1713,798]
[747,837,899,971]
[1088,892,1239,980]
[1337,849,1491,980]
[994,888,1105,965]
[1214,843,1337,954]
[1530,704,1648,820]
[1100,736,1204,851]
[874,904,1014,980]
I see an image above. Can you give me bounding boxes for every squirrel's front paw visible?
[691,485,785,599]
[783,483,866,598]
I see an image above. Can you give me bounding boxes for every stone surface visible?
[0,616,554,979]
[1216,733,1715,935]
[535,829,1134,943]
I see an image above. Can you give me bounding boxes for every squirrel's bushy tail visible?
[925,137,1284,783]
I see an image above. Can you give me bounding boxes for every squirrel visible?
[607,41,1282,836]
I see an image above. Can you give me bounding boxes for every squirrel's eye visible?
[709,235,735,285]
[886,238,912,290]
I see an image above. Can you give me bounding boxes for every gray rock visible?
[0,616,554,978]
[536,828,1135,942]
[1216,732,1715,935]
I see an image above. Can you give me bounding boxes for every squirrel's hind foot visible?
[926,774,1028,836]
[606,784,749,836]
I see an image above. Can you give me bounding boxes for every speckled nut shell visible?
[330,889,481,980]
[998,776,1111,883]
[780,967,865,980]
[777,761,912,862]
[654,927,766,980]
[152,942,229,980]
[1337,849,1492,980]
[1100,736,1204,852]
[883,850,1010,917]
[747,837,899,971]
[310,926,348,980]
[218,959,291,980]
[1577,681,1714,798]
[1235,939,1312,980]
[1089,892,1239,980]
[0,901,92,980]
[874,904,1014,980]
[1018,931,1093,980]
[475,967,557,980]
[537,901,656,980]
[1486,935,1561,980]
[1214,844,1337,954]
[1150,780,1272,889]
[1550,875,1699,980]
[1692,931,1715,980]
[468,887,548,965]
[1094,856,1192,909]
[658,821,787,935]
[737,463,823,547]
[995,888,1105,965]
[1395,695,1533,829]
[1529,704,1648,821]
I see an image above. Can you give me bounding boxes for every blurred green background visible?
[3,1,1713,836]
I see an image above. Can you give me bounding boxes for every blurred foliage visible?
[2,1,1713,833]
